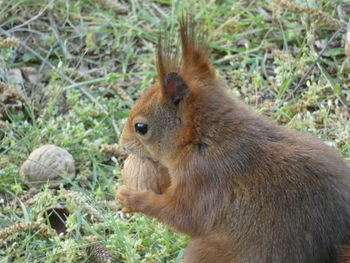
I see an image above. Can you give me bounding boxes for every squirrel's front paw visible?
[117,185,145,213]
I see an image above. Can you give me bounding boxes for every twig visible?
[6,28,46,37]
[285,25,348,101]
[111,85,134,104]
[35,44,56,89]
[10,0,55,32]
[63,77,108,91]
[94,0,128,14]
[48,11,72,60]
[0,27,121,135]
[66,67,92,82]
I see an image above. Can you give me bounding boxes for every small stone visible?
[236,38,250,49]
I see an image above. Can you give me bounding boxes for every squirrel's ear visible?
[180,15,215,80]
[163,72,189,105]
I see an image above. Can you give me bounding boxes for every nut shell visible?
[20,145,75,188]
[37,204,70,235]
[121,154,170,194]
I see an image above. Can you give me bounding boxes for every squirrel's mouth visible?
[122,145,159,163]
[122,144,151,159]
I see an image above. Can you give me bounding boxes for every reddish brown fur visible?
[343,247,350,263]
[117,16,350,263]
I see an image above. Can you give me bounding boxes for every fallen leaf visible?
[21,67,39,85]
[8,68,24,85]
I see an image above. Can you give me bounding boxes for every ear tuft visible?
[163,72,189,105]
[179,14,215,79]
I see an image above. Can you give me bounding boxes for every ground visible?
[0,0,349,262]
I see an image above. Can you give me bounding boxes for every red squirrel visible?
[117,15,350,263]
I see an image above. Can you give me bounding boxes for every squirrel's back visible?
[178,91,350,261]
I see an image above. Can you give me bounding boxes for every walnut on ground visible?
[121,154,170,194]
[20,145,75,188]
[37,204,69,235]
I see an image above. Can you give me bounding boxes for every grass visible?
[0,0,349,262]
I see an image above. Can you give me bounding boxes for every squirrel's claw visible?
[117,185,141,213]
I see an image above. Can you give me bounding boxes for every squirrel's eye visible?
[135,123,148,135]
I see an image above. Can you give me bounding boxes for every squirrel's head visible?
[120,15,218,165]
